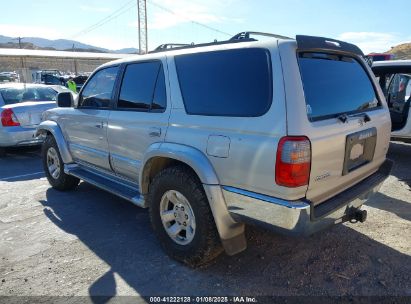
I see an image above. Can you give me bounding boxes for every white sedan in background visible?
[0,83,74,156]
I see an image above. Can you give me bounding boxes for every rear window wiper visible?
[337,112,371,124]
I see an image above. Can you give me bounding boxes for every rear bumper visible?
[0,126,43,147]
[223,159,393,236]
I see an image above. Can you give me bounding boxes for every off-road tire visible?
[42,135,79,191]
[148,166,223,267]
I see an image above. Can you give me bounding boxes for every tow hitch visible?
[343,208,368,223]
[352,209,367,223]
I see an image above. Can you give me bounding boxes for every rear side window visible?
[118,61,166,112]
[298,53,379,121]
[175,48,272,117]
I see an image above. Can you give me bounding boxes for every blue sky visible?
[1,0,410,53]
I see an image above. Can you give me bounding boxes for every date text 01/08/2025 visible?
[148,296,257,303]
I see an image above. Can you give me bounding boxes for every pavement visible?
[0,143,410,299]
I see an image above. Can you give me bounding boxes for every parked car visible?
[37,32,392,266]
[33,70,65,86]
[372,60,411,142]
[0,71,20,83]
[368,53,395,62]
[0,83,72,156]
[0,75,14,83]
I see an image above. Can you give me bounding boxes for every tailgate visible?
[306,111,390,205]
[278,36,391,205]
[4,101,56,127]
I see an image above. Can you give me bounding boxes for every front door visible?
[60,66,119,171]
[387,73,411,131]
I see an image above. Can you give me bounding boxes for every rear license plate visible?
[342,127,377,175]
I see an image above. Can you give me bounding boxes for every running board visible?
[64,164,145,208]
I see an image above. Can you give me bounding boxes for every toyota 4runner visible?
[37,32,393,266]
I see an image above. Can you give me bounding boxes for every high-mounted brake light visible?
[1,108,20,127]
[275,136,311,187]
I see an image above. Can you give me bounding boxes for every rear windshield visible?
[298,53,379,121]
[0,87,58,105]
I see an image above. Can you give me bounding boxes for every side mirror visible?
[57,92,73,107]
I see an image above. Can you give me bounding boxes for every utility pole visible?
[137,0,148,54]
[13,37,23,48]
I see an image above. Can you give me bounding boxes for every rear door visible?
[279,38,391,205]
[107,59,170,182]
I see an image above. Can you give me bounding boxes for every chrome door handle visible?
[95,122,104,128]
[149,127,161,137]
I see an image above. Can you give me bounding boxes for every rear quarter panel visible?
[165,41,296,199]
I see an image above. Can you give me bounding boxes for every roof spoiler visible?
[296,35,364,57]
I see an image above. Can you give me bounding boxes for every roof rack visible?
[229,31,291,41]
[148,31,290,54]
[152,43,191,52]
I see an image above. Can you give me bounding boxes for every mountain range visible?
[0,35,138,54]
[1,34,411,59]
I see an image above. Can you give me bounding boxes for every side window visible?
[79,66,119,109]
[118,61,166,111]
[175,48,272,117]
[152,65,167,111]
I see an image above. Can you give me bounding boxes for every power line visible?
[147,0,232,37]
[70,0,136,39]
[69,0,232,45]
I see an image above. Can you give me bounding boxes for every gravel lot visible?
[0,142,410,299]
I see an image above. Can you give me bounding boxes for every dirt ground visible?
[0,142,410,299]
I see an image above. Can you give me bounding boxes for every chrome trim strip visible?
[222,186,310,209]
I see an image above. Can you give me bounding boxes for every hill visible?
[386,42,411,60]
[0,35,138,54]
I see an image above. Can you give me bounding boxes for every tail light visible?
[275,136,311,187]
[1,108,20,127]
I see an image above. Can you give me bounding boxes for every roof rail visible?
[229,31,291,41]
[148,31,290,54]
[152,43,191,52]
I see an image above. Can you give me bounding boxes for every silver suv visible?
[37,32,393,266]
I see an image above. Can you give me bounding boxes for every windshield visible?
[298,53,379,121]
[0,86,58,105]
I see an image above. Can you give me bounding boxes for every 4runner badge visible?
[315,172,331,182]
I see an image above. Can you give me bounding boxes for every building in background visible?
[0,48,132,83]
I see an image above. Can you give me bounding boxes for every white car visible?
[372,60,411,141]
[0,83,73,156]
